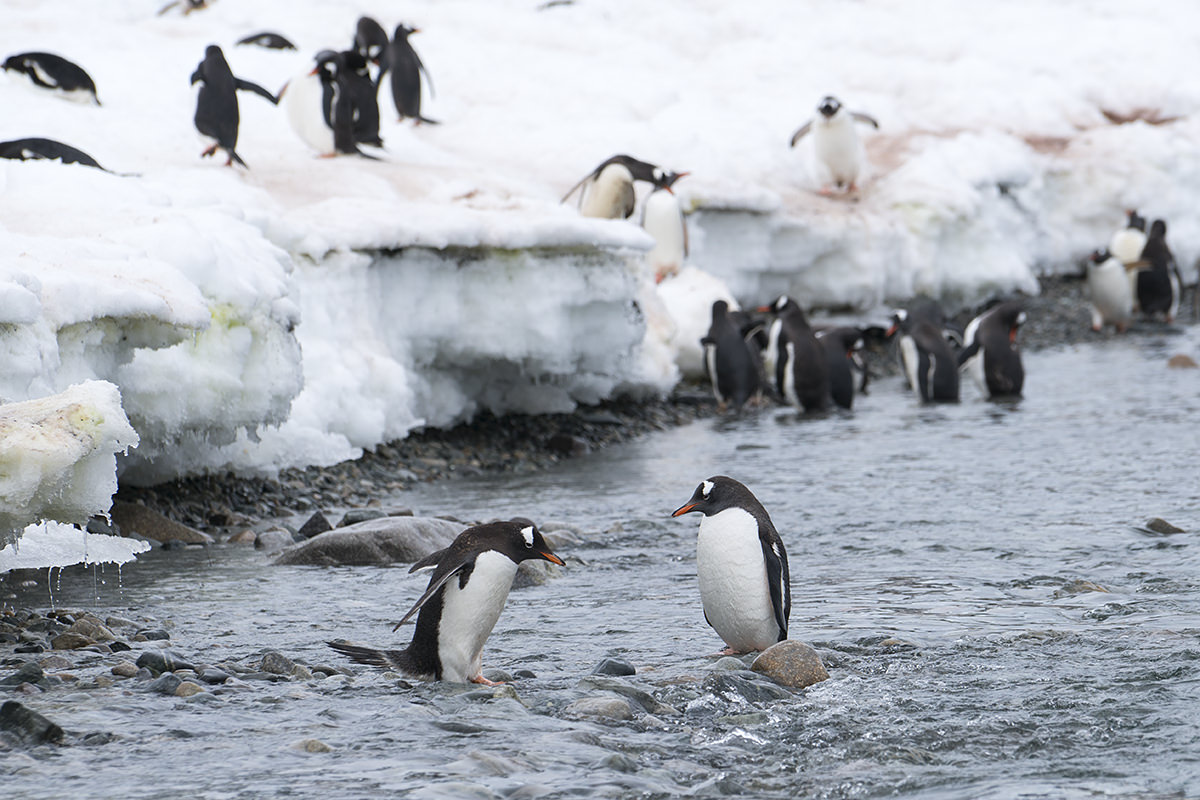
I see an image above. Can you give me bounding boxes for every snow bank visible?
[0,522,150,573]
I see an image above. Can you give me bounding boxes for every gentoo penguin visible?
[282,50,376,158]
[561,154,663,219]
[3,52,100,105]
[1109,209,1148,266]
[957,300,1026,399]
[1137,220,1182,323]
[642,169,689,282]
[156,0,207,16]
[888,309,960,402]
[189,45,277,167]
[816,326,866,410]
[0,137,107,170]
[387,24,437,124]
[702,300,761,410]
[1085,249,1134,332]
[354,17,390,86]
[789,95,879,194]
[672,476,790,655]
[341,50,384,147]
[328,520,564,684]
[235,32,297,51]
[758,295,830,412]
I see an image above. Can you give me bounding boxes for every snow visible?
[2,0,1199,498]
[0,522,150,573]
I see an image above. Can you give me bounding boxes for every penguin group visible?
[1089,209,1184,331]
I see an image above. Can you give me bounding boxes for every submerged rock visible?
[750,640,829,688]
[566,696,635,721]
[591,658,636,676]
[136,649,194,675]
[0,701,63,744]
[272,516,465,566]
[512,559,563,589]
[703,671,793,703]
[1144,517,1186,534]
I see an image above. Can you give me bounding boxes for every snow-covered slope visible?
[2,0,1198,485]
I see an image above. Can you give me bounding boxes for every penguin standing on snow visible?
[702,300,761,410]
[328,520,564,684]
[789,95,879,194]
[190,45,277,167]
[282,50,377,158]
[642,169,689,282]
[387,23,437,124]
[1085,249,1134,333]
[758,295,830,412]
[1110,209,1148,306]
[888,308,960,402]
[816,326,866,410]
[341,49,383,147]
[354,16,391,86]
[2,52,101,105]
[561,154,663,219]
[1137,220,1182,323]
[957,300,1026,399]
[672,476,790,655]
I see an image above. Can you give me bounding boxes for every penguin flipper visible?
[415,52,434,99]
[235,77,279,105]
[759,534,790,641]
[391,553,475,630]
[955,340,980,369]
[189,68,202,85]
[327,640,413,672]
[851,111,880,129]
[409,547,450,573]
[560,173,594,205]
[789,121,812,148]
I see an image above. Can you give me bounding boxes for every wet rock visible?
[174,681,204,697]
[546,433,590,457]
[148,673,182,695]
[199,668,231,684]
[38,655,72,671]
[1145,517,1185,534]
[750,640,829,689]
[566,696,635,720]
[255,529,296,552]
[136,629,170,641]
[81,731,118,746]
[104,616,137,630]
[1168,354,1198,368]
[597,753,639,773]
[1053,579,1109,598]
[512,559,563,589]
[0,663,44,688]
[68,618,115,642]
[703,671,793,703]
[273,516,465,567]
[339,508,387,527]
[295,738,334,753]
[482,668,512,683]
[136,649,194,675]
[0,701,63,744]
[576,676,677,715]
[50,632,94,650]
[260,650,297,675]
[13,643,44,654]
[111,662,139,678]
[297,511,333,539]
[592,658,636,677]
[110,501,214,545]
[227,529,257,545]
[709,656,749,671]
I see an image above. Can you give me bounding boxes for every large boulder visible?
[750,640,829,689]
[111,501,213,545]
[272,516,465,566]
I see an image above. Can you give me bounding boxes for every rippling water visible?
[5,329,1200,799]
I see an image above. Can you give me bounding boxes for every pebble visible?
[175,681,205,697]
[148,673,183,695]
[702,671,793,703]
[38,655,72,671]
[339,508,387,527]
[136,649,195,675]
[709,656,749,671]
[295,738,334,753]
[227,529,257,545]
[136,629,171,641]
[1167,354,1198,368]
[111,662,139,678]
[199,668,231,684]
[297,511,333,539]
[50,632,94,650]
[576,676,677,715]
[254,529,296,552]
[0,663,44,688]
[591,658,636,676]
[68,618,115,642]
[750,640,829,689]
[566,696,635,720]
[1145,517,1186,534]
[260,650,297,675]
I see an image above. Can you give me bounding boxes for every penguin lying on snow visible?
[673,476,791,655]
[702,300,761,411]
[957,300,1025,399]
[1085,249,1134,333]
[329,520,564,684]
[758,295,830,412]
[562,154,668,219]
[3,52,101,105]
[0,137,108,171]
[1137,220,1182,323]
[888,307,960,402]
[789,95,879,194]
[235,32,297,51]
[190,45,277,167]
[388,24,437,124]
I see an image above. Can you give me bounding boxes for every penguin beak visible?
[671,502,699,517]
[539,550,565,566]
[755,305,771,313]
[885,323,898,337]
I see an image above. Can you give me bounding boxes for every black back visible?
[191,45,240,150]
[1137,219,1179,317]
[0,137,104,170]
[354,17,390,85]
[236,32,297,50]
[768,296,829,412]
[3,52,98,102]
[388,24,432,121]
[893,311,959,402]
[341,50,383,146]
[817,326,865,409]
[959,300,1025,397]
[702,301,761,408]
[313,51,362,155]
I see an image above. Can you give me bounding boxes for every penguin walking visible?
[190,45,277,167]
[642,169,689,282]
[328,520,564,684]
[1085,249,1134,333]
[235,32,297,51]
[758,295,830,412]
[789,95,879,194]
[0,137,107,170]
[957,300,1026,399]
[888,308,960,402]
[816,326,866,410]
[3,52,100,105]
[387,24,437,124]
[561,154,663,219]
[1137,220,1182,323]
[672,476,790,655]
[354,16,390,86]
[702,300,761,410]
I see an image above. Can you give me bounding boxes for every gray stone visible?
[709,656,750,671]
[111,662,139,678]
[0,663,44,687]
[591,658,636,677]
[110,501,214,544]
[297,512,333,539]
[295,738,334,752]
[273,516,465,567]
[703,672,793,703]
[199,668,231,684]
[136,649,194,675]
[37,655,72,671]
[339,508,387,527]
[260,650,297,675]
[67,618,115,642]
[0,701,63,744]
[50,632,93,650]
[1145,517,1185,534]
[566,696,635,720]
[576,676,676,715]
[136,629,170,641]
[174,681,204,697]
[512,559,563,589]
[255,529,296,552]
[750,640,829,689]
[148,673,182,695]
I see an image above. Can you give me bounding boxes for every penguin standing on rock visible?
[789,95,879,194]
[190,45,277,167]
[1085,249,1134,333]
[2,52,101,105]
[328,520,564,684]
[672,476,791,655]
[642,169,689,282]
[561,154,663,219]
[957,300,1026,399]
[702,300,761,411]
[888,308,960,402]
[387,24,437,124]
[758,295,830,412]
[1137,220,1182,323]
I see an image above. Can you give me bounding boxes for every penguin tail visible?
[415,115,440,126]
[226,149,248,169]
[327,639,415,672]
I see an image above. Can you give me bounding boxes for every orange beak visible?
[755,305,771,313]
[671,502,699,517]
[886,323,898,337]
[539,550,565,566]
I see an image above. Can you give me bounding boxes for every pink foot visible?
[711,646,748,657]
[471,674,503,686]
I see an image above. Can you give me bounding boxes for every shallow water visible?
[5,328,1200,799]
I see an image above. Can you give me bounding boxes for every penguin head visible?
[500,519,565,566]
[1150,219,1167,238]
[1088,248,1112,265]
[1126,209,1146,231]
[651,168,688,193]
[312,50,343,79]
[672,476,753,518]
[886,309,909,337]
[393,23,420,40]
[818,96,842,118]
[757,295,796,315]
[355,16,389,61]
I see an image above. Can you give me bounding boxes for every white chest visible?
[812,115,862,183]
[1088,259,1133,324]
[284,70,335,155]
[436,550,517,682]
[581,164,634,219]
[696,507,779,652]
[643,190,685,268]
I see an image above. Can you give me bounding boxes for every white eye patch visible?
[701,480,714,497]
[521,526,535,548]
